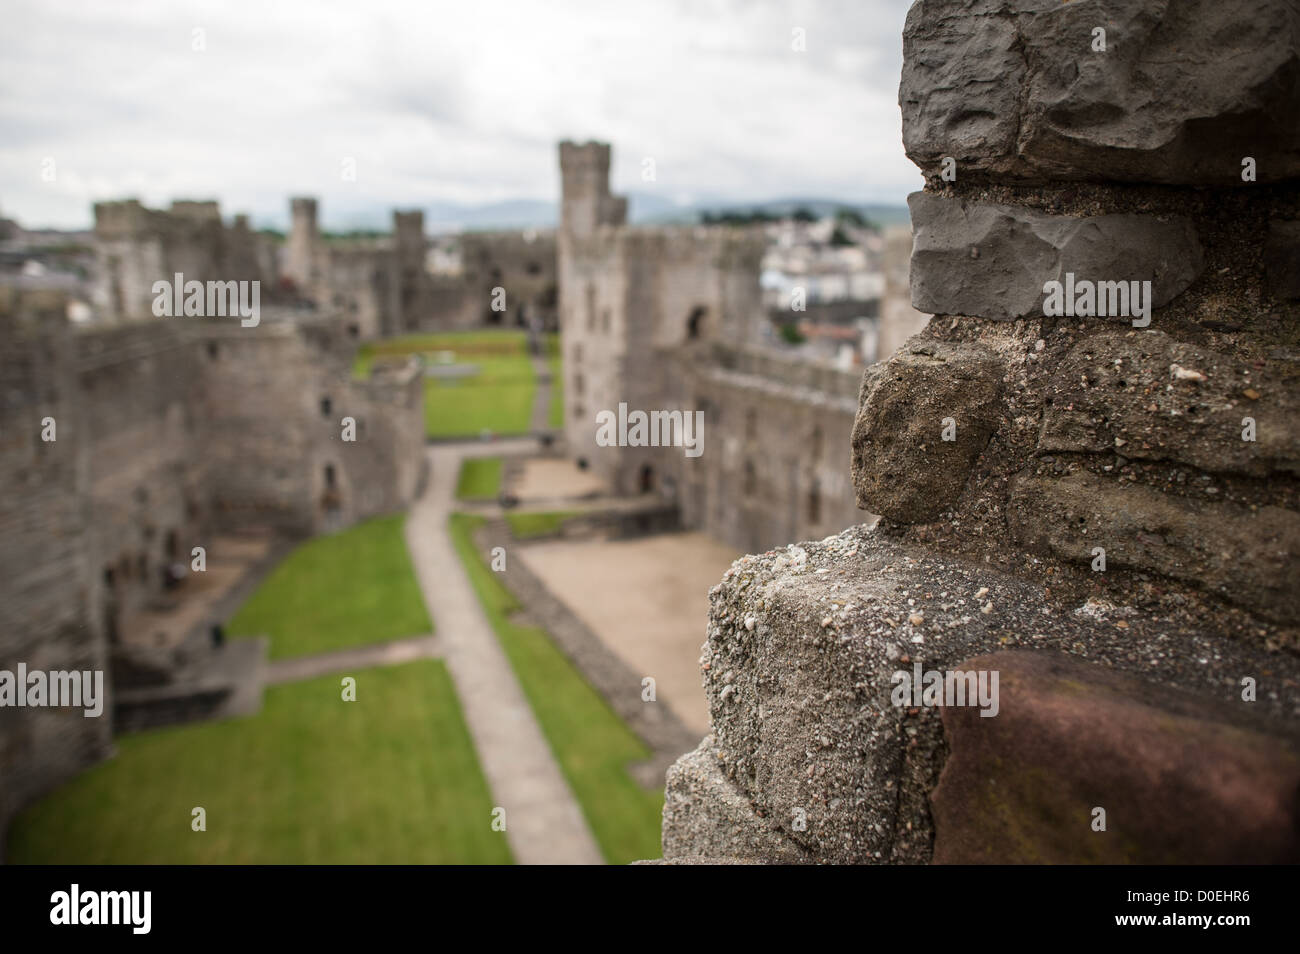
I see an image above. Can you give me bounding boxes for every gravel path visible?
[404,439,603,865]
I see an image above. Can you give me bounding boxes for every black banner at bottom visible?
[0,863,1281,940]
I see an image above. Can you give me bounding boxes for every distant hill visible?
[304,199,558,234]
[423,199,558,232]
[637,197,912,229]
[262,195,910,235]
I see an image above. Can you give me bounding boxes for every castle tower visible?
[392,210,427,335]
[556,143,628,485]
[558,141,627,239]
[393,210,425,267]
[225,213,263,285]
[285,197,321,294]
[91,199,165,322]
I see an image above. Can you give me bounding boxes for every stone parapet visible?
[662,0,1300,864]
[662,526,1300,863]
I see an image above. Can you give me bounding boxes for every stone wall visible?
[76,320,207,629]
[321,243,392,340]
[0,287,113,857]
[668,345,862,553]
[0,292,423,851]
[284,199,559,337]
[458,231,558,331]
[194,316,423,535]
[289,205,408,337]
[662,0,1300,864]
[557,141,868,553]
[90,192,559,338]
[92,199,269,323]
[414,230,560,334]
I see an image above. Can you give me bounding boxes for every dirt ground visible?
[516,531,740,735]
[119,535,271,649]
[512,457,607,501]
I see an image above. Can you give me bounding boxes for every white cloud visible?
[0,0,922,228]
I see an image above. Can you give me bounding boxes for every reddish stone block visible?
[931,651,1300,864]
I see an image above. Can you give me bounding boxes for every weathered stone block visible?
[693,526,1295,864]
[901,2,1025,172]
[907,193,1203,320]
[902,0,1300,184]
[932,651,1300,864]
[852,341,1003,522]
[1038,331,1300,477]
[661,736,809,864]
[1009,470,1300,623]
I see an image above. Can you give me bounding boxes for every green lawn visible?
[8,661,513,864]
[448,512,664,864]
[353,331,528,378]
[354,331,536,438]
[506,510,580,540]
[227,514,431,660]
[546,333,564,430]
[455,457,503,502]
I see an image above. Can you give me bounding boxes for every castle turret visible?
[285,197,321,293]
[391,210,427,335]
[393,210,425,266]
[558,141,627,239]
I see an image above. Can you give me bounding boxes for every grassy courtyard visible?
[455,457,503,501]
[506,510,580,539]
[227,514,431,660]
[448,512,664,864]
[354,330,537,438]
[8,661,513,864]
[13,514,509,865]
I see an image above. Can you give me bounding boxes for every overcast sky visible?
[1,0,922,229]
